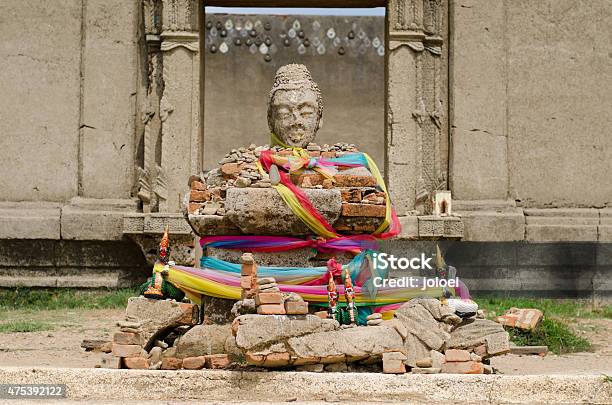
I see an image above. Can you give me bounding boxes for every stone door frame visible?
[126,0,462,240]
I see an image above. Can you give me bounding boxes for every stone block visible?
[182,356,207,370]
[382,352,406,374]
[284,301,308,315]
[255,292,283,305]
[418,216,445,238]
[175,324,232,359]
[447,318,505,350]
[441,361,484,374]
[445,349,471,362]
[341,203,386,218]
[205,354,231,369]
[525,209,599,242]
[225,188,342,235]
[221,163,242,177]
[234,314,338,351]
[485,332,510,356]
[100,353,122,369]
[112,344,142,358]
[257,304,286,315]
[431,350,445,369]
[123,357,150,369]
[161,357,182,370]
[113,332,142,346]
[0,203,61,239]
[397,216,418,239]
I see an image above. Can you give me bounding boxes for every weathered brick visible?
[314,310,328,319]
[495,308,543,331]
[292,173,324,187]
[206,354,231,369]
[321,151,336,159]
[182,356,207,370]
[383,359,406,374]
[113,332,142,346]
[123,357,150,369]
[255,292,283,305]
[341,203,386,217]
[241,263,256,276]
[284,300,308,314]
[445,349,471,362]
[191,180,207,191]
[307,150,321,157]
[161,357,182,370]
[111,343,142,358]
[100,353,122,369]
[240,275,252,289]
[334,174,377,187]
[188,202,205,214]
[263,352,291,367]
[441,361,484,374]
[340,188,362,203]
[221,163,242,177]
[485,332,510,356]
[245,351,265,366]
[257,304,286,315]
[190,189,211,202]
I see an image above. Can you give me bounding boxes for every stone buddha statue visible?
[185,64,387,247]
[267,64,323,149]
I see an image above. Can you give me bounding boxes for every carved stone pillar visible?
[387,0,452,227]
[159,0,201,212]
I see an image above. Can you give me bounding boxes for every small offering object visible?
[325,258,356,326]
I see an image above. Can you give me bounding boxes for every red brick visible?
[241,262,256,276]
[255,292,283,305]
[220,163,242,177]
[205,354,231,369]
[496,308,543,331]
[190,189,211,202]
[321,151,336,159]
[245,351,265,366]
[257,304,286,315]
[182,356,207,370]
[161,357,182,370]
[314,311,328,319]
[263,352,291,367]
[334,174,377,187]
[473,344,487,357]
[240,275,252,289]
[124,357,149,369]
[285,301,308,315]
[188,202,205,214]
[362,192,386,205]
[341,203,386,218]
[445,349,471,362]
[292,173,324,187]
[113,332,142,346]
[307,150,321,157]
[112,343,142,358]
[340,188,362,203]
[191,180,207,191]
[441,361,484,374]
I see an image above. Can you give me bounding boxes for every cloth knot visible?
[306,158,318,169]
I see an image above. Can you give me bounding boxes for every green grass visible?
[474,297,611,320]
[473,297,602,354]
[0,320,53,333]
[0,288,138,311]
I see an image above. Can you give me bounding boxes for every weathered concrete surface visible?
[1,367,610,404]
[80,0,138,199]
[0,0,81,202]
[506,1,612,208]
[450,0,508,201]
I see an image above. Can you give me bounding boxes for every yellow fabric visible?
[363,153,393,235]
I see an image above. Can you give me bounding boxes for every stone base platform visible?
[1,368,609,404]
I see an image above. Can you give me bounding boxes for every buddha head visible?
[267,64,323,148]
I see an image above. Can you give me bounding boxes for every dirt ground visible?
[0,308,611,375]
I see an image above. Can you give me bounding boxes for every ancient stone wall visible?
[1,0,612,290]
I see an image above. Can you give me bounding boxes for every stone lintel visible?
[123,213,193,235]
[61,198,139,241]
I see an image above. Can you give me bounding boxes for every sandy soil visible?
[0,309,610,375]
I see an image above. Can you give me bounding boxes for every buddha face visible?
[270,88,321,148]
